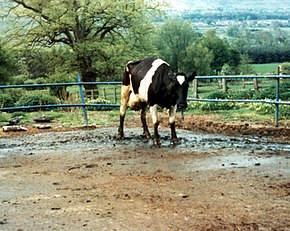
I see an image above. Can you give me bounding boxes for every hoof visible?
[153,138,160,146]
[143,133,151,139]
[171,138,181,145]
[116,133,124,140]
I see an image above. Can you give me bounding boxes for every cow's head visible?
[174,71,196,110]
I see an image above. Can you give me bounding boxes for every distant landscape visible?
[165,0,290,37]
[1,0,289,35]
[166,0,290,11]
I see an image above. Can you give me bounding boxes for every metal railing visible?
[188,75,290,127]
[1,74,290,127]
[0,75,121,126]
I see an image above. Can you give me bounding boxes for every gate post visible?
[192,79,198,98]
[253,78,259,92]
[78,74,88,126]
[222,78,228,92]
[274,66,282,127]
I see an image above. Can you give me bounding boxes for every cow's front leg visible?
[117,85,130,139]
[140,106,151,139]
[169,105,179,144]
[150,105,160,145]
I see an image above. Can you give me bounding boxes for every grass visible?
[0,108,136,128]
[251,63,281,75]
[0,104,281,129]
[203,107,273,122]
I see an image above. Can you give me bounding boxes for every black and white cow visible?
[117,57,196,145]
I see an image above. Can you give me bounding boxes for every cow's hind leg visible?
[117,85,130,139]
[150,105,160,145]
[169,105,180,144]
[140,105,151,139]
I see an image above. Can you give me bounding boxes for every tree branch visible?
[12,0,50,21]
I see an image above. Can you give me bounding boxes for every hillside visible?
[166,0,290,11]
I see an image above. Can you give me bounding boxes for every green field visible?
[251,63,281,75]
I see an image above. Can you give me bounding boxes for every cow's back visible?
[124,57,157,94]
[123,57,174,107]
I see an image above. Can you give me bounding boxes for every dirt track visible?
[0,117,290,230]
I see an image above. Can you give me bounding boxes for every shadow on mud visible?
[117,128,290,153]
[1,128,290,156]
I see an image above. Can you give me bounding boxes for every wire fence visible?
[1,74,290,127]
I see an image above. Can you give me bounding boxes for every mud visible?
[0,125,290,230]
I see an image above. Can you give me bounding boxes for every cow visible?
[117,57,196,145]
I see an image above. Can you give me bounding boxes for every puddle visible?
[184,154,289,172]
[0,128,289,156]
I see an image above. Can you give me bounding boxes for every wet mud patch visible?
[0,128,289,230]
[270,182,290,197]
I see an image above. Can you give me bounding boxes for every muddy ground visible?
[0,115,290,230]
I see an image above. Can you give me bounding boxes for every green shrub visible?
[188,101,236,111]
[206,91,229,99]
[16,92,58,111]
[229,90,255,100]
[11,111,26,118]
[0,92,14,108]
[12,74,29,85]
[86,98,113,111]
[254,82,290,100]
[254,86,276,100]
[201,102,236,111]
[47,73,74,100]
[280,81,290,100]
[24,78,47,90]
[280,105,290,118]
[49,86,69,100]
[0,113,10,122]
[249,103,290,118]
[0,89,25,108]
[207,89,256,100]
[281,62,290,75]
[250,103,274,115]
[201,90,255,100]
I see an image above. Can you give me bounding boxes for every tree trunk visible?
[78,54,99,98]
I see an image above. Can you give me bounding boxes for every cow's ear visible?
[187,70,196,82]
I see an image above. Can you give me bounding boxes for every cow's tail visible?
[120,61,133,124]
[123,60,142,85]
[122,61,132,86]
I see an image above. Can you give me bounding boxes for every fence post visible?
[253,78,259,92]
[114,87,118,103]
[222,78,227,92]
[278,65,282,75]
[274,65,283,127]
[78,74,88,127]
[274,76,280,127]
[192,79,198,98]
[103,88,107,100]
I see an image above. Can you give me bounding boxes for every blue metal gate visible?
[1,74,289,127]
